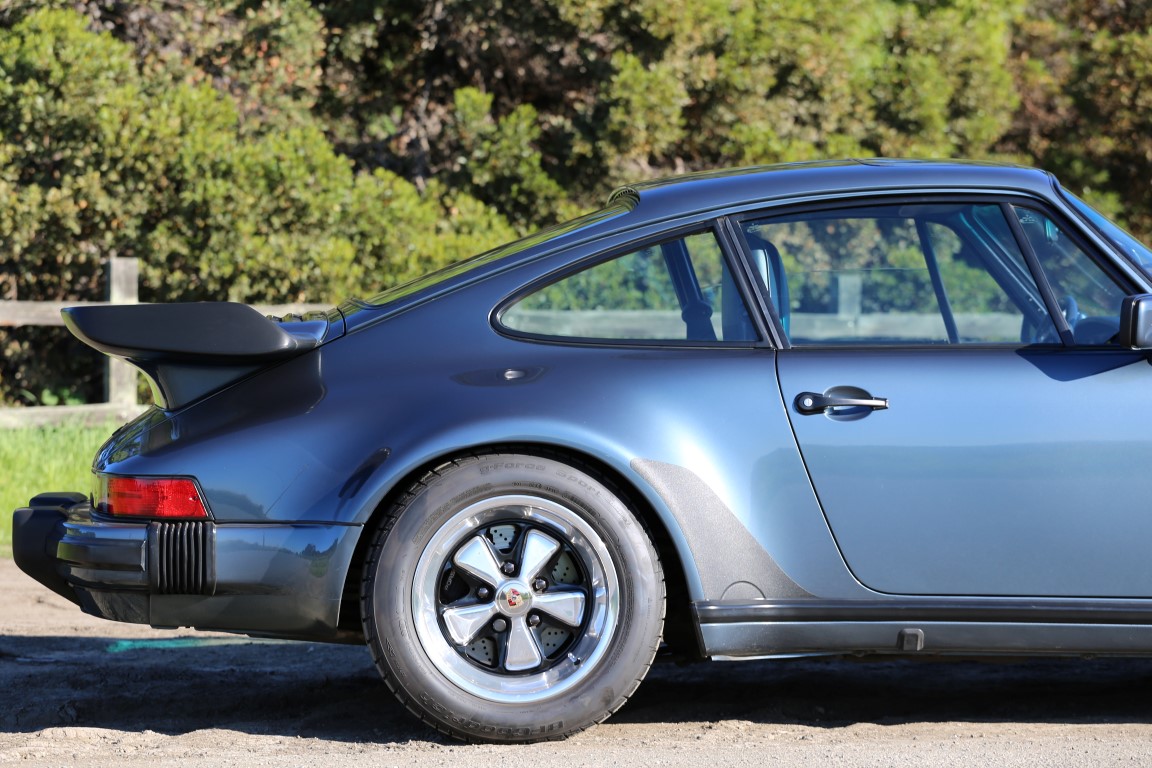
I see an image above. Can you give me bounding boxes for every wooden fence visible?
[0,258,327,428]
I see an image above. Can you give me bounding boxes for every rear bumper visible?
[12,492,361,641]
[12,493,113,604]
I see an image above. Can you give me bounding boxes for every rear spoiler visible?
[63,302,342,410]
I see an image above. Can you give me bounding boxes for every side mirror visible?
[1119,294,1152,349]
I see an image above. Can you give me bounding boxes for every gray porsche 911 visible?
[15,159,1152,742]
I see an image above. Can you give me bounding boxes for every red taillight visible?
[103,477,209,520]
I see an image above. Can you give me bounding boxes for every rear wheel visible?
[361,452,664,742]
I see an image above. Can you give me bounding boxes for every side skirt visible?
[695,599,1152,658]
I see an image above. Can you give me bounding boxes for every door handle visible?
[794,391,889,416]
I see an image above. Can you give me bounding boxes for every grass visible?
[0,422,116,553]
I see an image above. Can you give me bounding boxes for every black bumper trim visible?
[13,492,218,619]
[694,597,1152,626]
[59,533,148,570]
[12,494,86,604]
[149,521,216,595]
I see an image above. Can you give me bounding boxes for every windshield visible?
[1063,189,1152,275]
[362,204,631,308]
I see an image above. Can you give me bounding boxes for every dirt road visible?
[3,557,1152,766]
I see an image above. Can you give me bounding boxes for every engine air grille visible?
[149,521,215,595]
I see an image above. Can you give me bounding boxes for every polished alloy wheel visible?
[363,454,664,741]
[411,494,618,703]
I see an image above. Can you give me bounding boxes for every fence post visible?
[106,257,139,407]
[836,273,863,318]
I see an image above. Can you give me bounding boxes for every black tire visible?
[361,452,665,743]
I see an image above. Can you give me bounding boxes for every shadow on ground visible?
[5,633,1152,743]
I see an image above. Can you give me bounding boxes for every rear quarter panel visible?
[96,239,868,605]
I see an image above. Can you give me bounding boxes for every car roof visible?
[348,159,1062,325]
[608,159,1059,225]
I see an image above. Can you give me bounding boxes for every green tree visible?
[317,0,1026,221]
[1000,0,1152,238]
[0,7,516,404]
[608,0,1022,170]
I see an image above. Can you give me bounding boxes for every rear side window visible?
[500,231,758,343]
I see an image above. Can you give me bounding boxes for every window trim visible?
[1001,202,1076,346]
[1060,188,1152,282]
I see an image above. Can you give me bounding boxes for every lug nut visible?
[532,578,547,592]
[492,618,508,632]
[501,561,516,575]
[527,614,541,628]
[477,587,491,600]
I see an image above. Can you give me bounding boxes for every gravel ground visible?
[4,557,1152,766]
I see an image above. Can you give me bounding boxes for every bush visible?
[0,8,518,405]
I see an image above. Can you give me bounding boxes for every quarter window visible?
[1009,206,1128,344]
[501,231,758,343]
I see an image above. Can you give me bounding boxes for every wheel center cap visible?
[497,581,533,616]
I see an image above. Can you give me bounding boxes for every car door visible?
[739,198,1152,598]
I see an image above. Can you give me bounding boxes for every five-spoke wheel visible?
[411,496,617,699]
[362,453,664,742]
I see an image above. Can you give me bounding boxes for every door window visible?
[741,202,1125,346]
